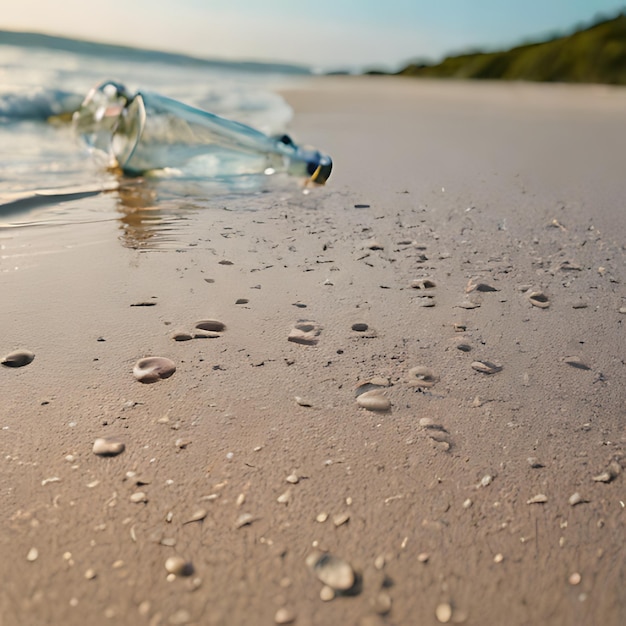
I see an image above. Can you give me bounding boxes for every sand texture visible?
[1,77,625,625]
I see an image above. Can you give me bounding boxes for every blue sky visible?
[2,0,623,70]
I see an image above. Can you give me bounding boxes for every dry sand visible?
[1,76,625,626]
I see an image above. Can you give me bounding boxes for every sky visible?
[2,0,624,70]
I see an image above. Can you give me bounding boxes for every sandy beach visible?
[1,76,624,626]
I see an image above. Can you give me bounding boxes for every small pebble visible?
[26,547,38,562]
[356,390,391,412]
[169,609,191,625]
[306,551,355,591]
[316,513,328,523]
[373,591,392,615]
[130,492,148,503]
[417,553,430,563]
[164,556,194,577]
[480,475,493,488]
[462,498,473,509]
[84,569,96,580]
[274,607,296,624]
[569,493,586,506]
[593,461,621,483]
[374,555,385,570]
[286,473,299,484]
[351,323,369,332]
[435,602,452,623]
[458,299,480,309]
[527,494,548,504]
[93,437,125,457]
[235,513,254,529]
[320,586,335,602]
[569,572,582,586]
[493,553,504,563]
[1,349,35,368]
[183,509,207,524]
[277,491,291,504]
[333,513,350,527]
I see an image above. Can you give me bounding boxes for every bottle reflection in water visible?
[74,81,332,184]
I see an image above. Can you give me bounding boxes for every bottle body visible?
[74,82,332,184]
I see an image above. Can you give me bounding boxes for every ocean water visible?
[0,37,311,239]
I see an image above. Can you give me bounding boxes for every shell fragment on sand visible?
[133,357,176,383]
[356,390,391,412]
[528,291,550,308]
[471,361,502,374]
[1,349,35,368]
[288,320,322,345]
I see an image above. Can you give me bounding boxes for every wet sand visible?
[1,76,625,626]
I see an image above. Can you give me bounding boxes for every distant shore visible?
[366,14,626,86]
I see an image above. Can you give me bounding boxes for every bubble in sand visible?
[357,391,391,412]
[93,437,125,457]
[133,357,176,383]
[1,349,35,368]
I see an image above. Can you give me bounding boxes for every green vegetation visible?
[394,14,626,84]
